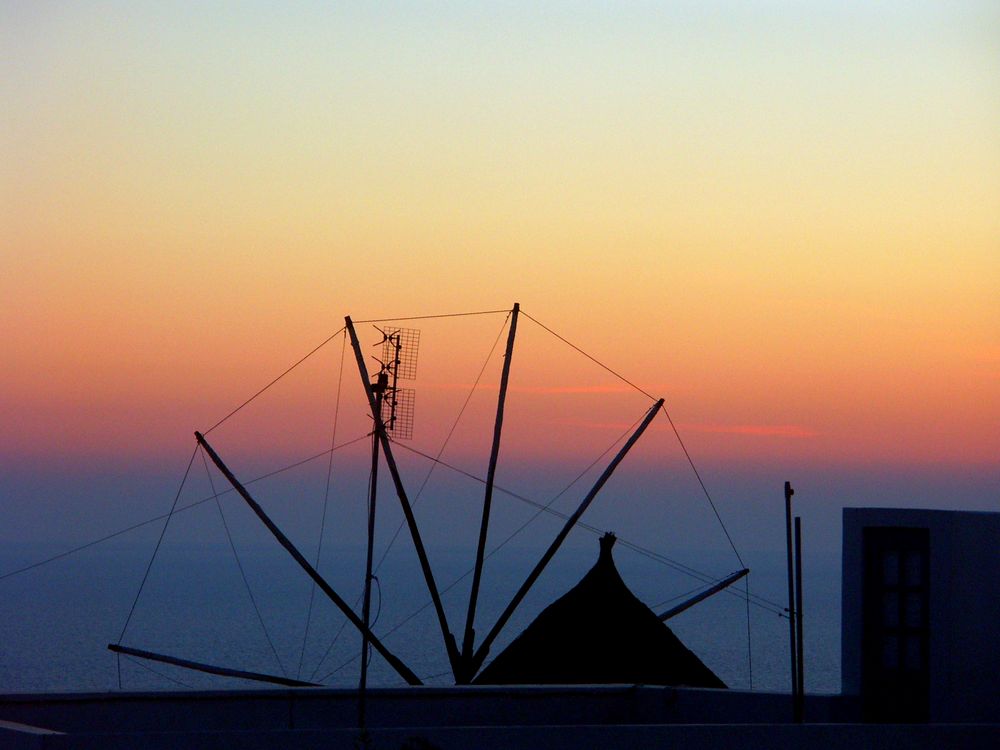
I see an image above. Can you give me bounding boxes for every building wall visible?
[841,508,1000,722]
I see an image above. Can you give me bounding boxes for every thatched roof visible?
[473,533,726,688]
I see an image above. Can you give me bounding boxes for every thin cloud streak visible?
[682,424,820,438]
[424,383,636,395]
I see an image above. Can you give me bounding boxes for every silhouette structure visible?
[474,533,726,688]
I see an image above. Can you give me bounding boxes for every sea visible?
[0,539,841,696]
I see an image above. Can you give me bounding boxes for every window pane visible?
[882,635,900,669]
[904,592,923,628]
[904,550,923,587]
[883,591,900,628]
[883,551,900,585]
[904,635,923,671]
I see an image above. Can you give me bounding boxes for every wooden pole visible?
[784,480,799,719]
[345,317,461,678]
[195,431,421,686]
[658,568,750,621]
[359,377,385,727]
[461,303,519,680]
[108,643,319,688]
[794,515,805,723]
[470,398,664,676]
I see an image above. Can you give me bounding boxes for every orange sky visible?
[2,2,998,477]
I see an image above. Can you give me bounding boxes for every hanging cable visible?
[520,311,745,572]
[200,448,287,678]
[519,310,657,400]
[297,329,348,679]
[355,309,510,324]
[122,654,195,690]
[116,444,198,644]
[658,402,745,569]
[0,435,371,584]
[203,327,346,435]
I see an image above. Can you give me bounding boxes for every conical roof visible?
[473,533,726,688]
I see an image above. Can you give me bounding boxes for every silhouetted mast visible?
[346,318,462,681]
[461,303,519,681]
[357,324,419,726]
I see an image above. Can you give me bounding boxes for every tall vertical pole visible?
[359,374,386,729]
[794,515,805,723]
[461,303,519,680]
[784,481,799,717]
[345,317,461,679]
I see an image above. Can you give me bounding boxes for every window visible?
[861,526,930,722]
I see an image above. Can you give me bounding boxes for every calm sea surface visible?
[0,541,841,695]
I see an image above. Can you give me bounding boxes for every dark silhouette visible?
[474,533,726,688]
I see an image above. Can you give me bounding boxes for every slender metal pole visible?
[470,398,665,676]
[108,643,319,688]
[794,515,805,723]
[461,303,519,679]
[784,481,798,716]
[195,431,421,686]
[345,317,461,678]
[359,381,384,728]
[658,568,750,621]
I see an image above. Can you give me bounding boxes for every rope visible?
[200,448,287,678]
[203,327,346,435]
[520,310,657,401]
[421,668,454,681]
[0,435,372,584]
[122,654,196,689]
[658,402,745,569]
[297,330,348,679]
[354,309,510,324]
[520,311,745,574]
[116,445,198,644]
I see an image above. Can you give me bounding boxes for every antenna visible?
[376,326,419,439]
[358,323,424,722]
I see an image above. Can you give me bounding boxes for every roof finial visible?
[599,532,617,558]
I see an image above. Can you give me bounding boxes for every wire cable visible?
[521,311,745,575]
[116,445,198,644]
[297,329,348,679]
[0,435,371,584]
[520,310,657,401]
[354,309,510,324]
[122,654,195,690]
[201,448,287,678]
[203,327,346,435]
[658,402,745,568]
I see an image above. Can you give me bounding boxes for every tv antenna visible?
[355,324,420,726]
[374,326,419,440]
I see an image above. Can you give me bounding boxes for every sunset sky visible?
[2,1,998,560]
